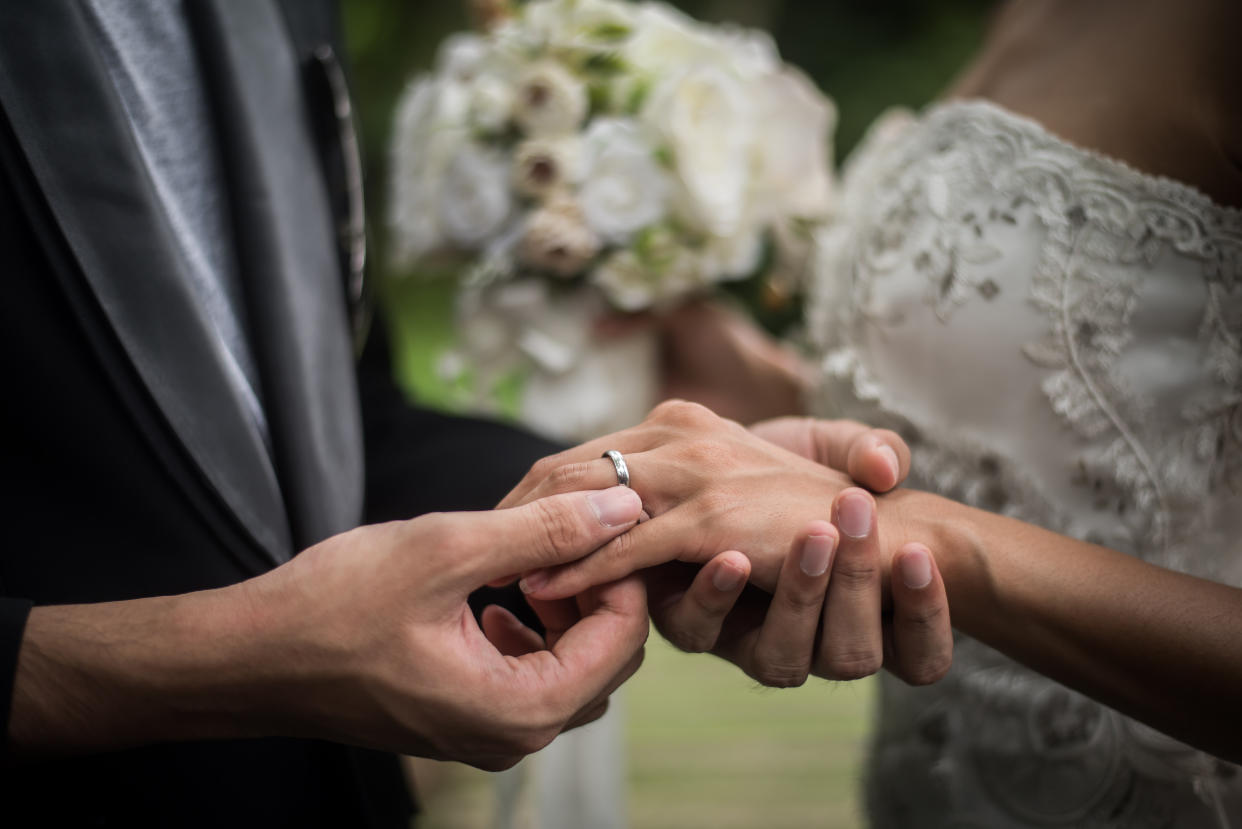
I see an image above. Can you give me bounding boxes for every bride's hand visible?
[647,516,951,687]
[748,415,911,493]
[500,400,916,598]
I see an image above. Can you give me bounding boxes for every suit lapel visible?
[0,2,294,565]
[189,0,364,550]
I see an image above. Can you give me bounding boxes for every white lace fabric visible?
[806,99,1242,828]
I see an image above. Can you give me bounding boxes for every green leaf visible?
[625,78,651,113]
[582,51,627,75]
[588,22,632,42]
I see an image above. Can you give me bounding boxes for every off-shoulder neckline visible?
[925,98,1242,223]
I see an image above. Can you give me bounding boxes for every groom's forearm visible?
[7,585,285,761]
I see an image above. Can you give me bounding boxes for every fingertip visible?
[798,528,837,577]
[834,487,875,540]
[875,443,901,490]
[802,519,837,540]
[895,543,934,590]
[710,551,750,592]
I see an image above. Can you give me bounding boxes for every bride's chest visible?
[810,102,1242,572]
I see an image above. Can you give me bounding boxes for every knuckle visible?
[902,653,953,686]
[480,755,522,773]
[527,498,588,558]
[652,399,716,428]
[528,452,568,484]
[752,660,811,688]
[548,461,591,493]
[601,528,635,565]
[901,600,948,632]
[823,646,883,681]
[667,622,717,654]
[831,561,879,594]
[777,585,827,616]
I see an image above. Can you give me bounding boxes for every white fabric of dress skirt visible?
[806,99,1242,828]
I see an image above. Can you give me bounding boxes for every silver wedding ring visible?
[602,450,630,488]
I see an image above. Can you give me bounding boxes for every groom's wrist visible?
[7,584,292,760]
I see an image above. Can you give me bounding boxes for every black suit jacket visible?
[0,1,558,825]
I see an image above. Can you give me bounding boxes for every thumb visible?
[470,487,643,586]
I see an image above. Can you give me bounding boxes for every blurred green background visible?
[337,1,992,826]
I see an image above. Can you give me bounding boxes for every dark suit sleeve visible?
[0,597,33,758]
[357,312,566,522]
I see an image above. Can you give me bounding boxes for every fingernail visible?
[877,444,900,485]
[899,546,933,589]
[588,486,641,528]
[837,492,872,539]
[799,533,836,577]
[519,570,548,594]
[712,564,744,592]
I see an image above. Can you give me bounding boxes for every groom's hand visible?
[10,488,648,770]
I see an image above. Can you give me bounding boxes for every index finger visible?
[517,575,650,715]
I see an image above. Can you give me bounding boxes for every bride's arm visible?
[896,488,1242,763]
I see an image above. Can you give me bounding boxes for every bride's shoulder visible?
[941,0,1242,209]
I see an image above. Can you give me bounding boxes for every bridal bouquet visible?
[388,0,836,438]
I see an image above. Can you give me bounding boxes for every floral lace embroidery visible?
[810,99,1242,828]
[812,98,1242,574]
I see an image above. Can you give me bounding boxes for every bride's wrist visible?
[878,488,991,622]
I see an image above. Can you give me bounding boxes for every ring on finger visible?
[602,450,630,488]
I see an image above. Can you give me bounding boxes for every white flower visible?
[622,4,716,75]
[435,33,490,84]
[702,229,764,280]
[592,229,706,311]
[578,118,668,243]
[749,68,836,221]
[468,75,514,133]
[388,77,472,265]
[512,136,583,198]
[518,0,637,52]
[513,60,588,137]
[517,198,601,277]
[439,143,513,249]
[644,64,752,237]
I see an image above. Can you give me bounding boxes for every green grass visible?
[412,635,876,828]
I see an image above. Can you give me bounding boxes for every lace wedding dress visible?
[807,99,1242,828]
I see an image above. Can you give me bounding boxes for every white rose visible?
[644,64,752,237]
[520,0,637,51]
[578,118,668,243]
[622,4,715,74]
[592,229,706,311]
[512,136,583,199]
[438,143,513,249]
[388,78,471,265]
[435,33,490,84]
[513,60,588,136]
[749,68,836,221]
[702,229,764,281]
[469,74,514,133]
[517,198,601,278]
